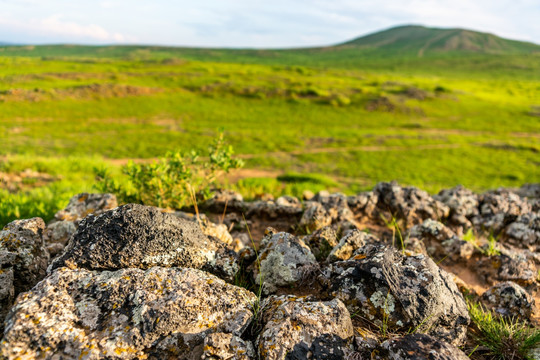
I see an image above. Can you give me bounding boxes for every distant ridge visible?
[339,25,540,56]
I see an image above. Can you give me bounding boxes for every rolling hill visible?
[0,25,539,78]
[340,25,539,56]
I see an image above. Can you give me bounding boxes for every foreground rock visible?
[480,281,535,320]
[254,229,317,294]
[379,334,469,360]
[45,193,117,256]
[321,244,470,346]
[1,267,256,359]
[0,218,49,331]
[258,296,353,360]
[49,204,239,280]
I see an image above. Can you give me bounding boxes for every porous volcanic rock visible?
[477,248,537,290]
[434,185,479,228]
[474,190,532,233]
[49,204,239,281]
[407,219,474,261]
[373,182,450,227]
[505,212,539,252]
[0,218,49,331]
[1,267,256,359]
[347,191,378,217]
[253,229,317,294]
[202,333,255,360]
[45,193,117,256]
[326,229,379,262]
[480,281,535,320]
[246,198,303,219]
[321,244,470,346]
[257,295,353,360]
[379,334,469,360]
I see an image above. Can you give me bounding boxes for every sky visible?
[0,0,539,48]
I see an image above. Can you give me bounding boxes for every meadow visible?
[0,38,539,226]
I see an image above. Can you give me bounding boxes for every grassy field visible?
[1,26,539,226]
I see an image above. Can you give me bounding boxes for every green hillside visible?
[1,25,539,79]
[341,25,540,55]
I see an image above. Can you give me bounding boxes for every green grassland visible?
[0,25,539,226]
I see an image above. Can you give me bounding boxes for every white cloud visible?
[0,14,136,43]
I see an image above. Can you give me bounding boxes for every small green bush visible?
[95,133,243,209]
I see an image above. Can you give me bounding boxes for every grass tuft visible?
[468,301,540,360]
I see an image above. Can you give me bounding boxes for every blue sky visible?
[0,0,539,47]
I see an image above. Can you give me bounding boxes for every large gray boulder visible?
[257,295,353,360]
[0,218,49,331]
[253,229,317,294]
[49,204,239,280]
[1,267,256,359]
[321,244,470,346]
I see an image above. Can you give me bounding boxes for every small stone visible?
[302,226,338,261]
[481,281,535,320]
[202,332,255,359]
[380,334,469,360]
[253,230,317,294]
[326,229,379,262]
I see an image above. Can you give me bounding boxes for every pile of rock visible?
[0,181,538,359]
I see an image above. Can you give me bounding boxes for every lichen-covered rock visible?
[254,229,317,294]
[373,182,449,227]
[257,296,353,360]
[49,204,239,281]
[0,218,48,293]
[474,190,532,233]
[45,193,118,255]
[505,213,539,252]
[0,218,49,331]
[379,334,469,360]
[299,202,333,232]
[477,248,537,290]
[302,226,338,261]
[202,333,255,359]
[481,282,535,320]
[0,267,14,332]
[321,244,469,346]
[407,219,474,261]
[434,185,479,228]
[1,267,256,360]
[326,229,379,262]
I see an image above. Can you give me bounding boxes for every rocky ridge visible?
[0,181,538,359]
